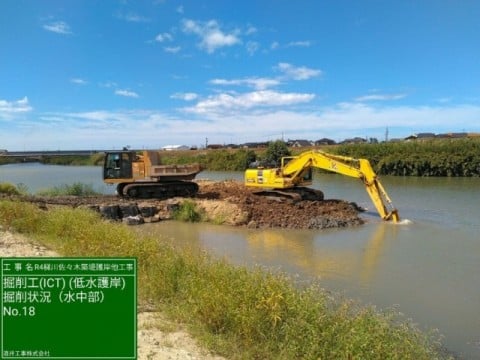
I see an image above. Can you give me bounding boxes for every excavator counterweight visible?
[245,150,400,222]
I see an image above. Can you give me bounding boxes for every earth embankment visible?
[4,180,364,229]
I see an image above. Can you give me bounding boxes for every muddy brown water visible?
[2,163,480,359]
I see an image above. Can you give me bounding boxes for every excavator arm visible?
[245,150,400,222]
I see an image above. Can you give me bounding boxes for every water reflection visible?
[132,218,480,358]
[144,220,399,290]
[245,222,398,289]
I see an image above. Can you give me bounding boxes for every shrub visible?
[0,182,21,195]
[172,200,205,222]
[36,182,100,196]
[0,200,43,232]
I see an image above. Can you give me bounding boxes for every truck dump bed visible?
[150,164,202,180]
[144,150,202,181]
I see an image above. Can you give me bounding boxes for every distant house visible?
[288,139,313,147]
[404,133,436,141]
[241,142,268,148]
[340,137,367,144]
[241,142,258,148]
[435,132,468,139]
[161,145,190,151]
[315,138,336,146]
[206,144,224,149]
[449,132,468,139]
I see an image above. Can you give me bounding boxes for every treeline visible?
[161,139,480,177]
[159,148,257,171]
[41,153,105,166]
[5,139,479,176]
[330,139,480,176]
[0,153,104,166]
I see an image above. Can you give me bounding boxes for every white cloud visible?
[99,81,118,88]
[171,92,198,101]
[436,97,453,103]
[117,13,150,23]
[270,41,279,50]
[179,103,480,144]
[115,89,139,98]
[184,90,315,114]
[246,41,260,56]
[155,32,173,42]
[43,21,72,35]
[246,26,257,35]
[286,41,312,48]
[210,77,280,90]
[181,19,241,53]
[275,62,322,80]
[355,93,406,102]
[176,6,184,14]
[164,46,181,53]
[0,97,32,119]
[70,78,87,85]
[4,102,480,150]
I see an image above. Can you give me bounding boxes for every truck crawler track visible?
[119,181,199,199]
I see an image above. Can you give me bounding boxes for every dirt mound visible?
[2,180,364,229]
[196,180,363,229]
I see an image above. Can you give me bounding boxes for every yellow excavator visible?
[103,149,202,198]
[244,150,400,222]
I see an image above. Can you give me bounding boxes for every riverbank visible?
[1,180,364,229]
[0,230,224,360]
[0,199,451,359]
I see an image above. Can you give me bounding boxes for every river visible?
[1,163,480,359]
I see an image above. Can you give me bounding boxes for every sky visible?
[1,0,479,150]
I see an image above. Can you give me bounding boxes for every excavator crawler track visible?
[253,187,324,203]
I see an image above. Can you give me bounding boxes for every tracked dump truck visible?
[103,150,202,199]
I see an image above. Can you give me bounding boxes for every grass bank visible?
[0,200,451,359]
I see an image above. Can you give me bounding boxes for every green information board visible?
[1,258,137,359]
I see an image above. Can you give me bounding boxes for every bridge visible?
[0,150,106,162]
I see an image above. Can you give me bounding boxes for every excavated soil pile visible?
[2,180,364,229]
[196,181,364,229]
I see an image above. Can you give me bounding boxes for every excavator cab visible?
[103,151,134,180]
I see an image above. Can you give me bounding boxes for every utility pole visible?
[385,127,389,142]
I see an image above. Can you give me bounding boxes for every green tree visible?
[263,140,291,166]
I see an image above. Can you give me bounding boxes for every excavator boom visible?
[245,150,400,222]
